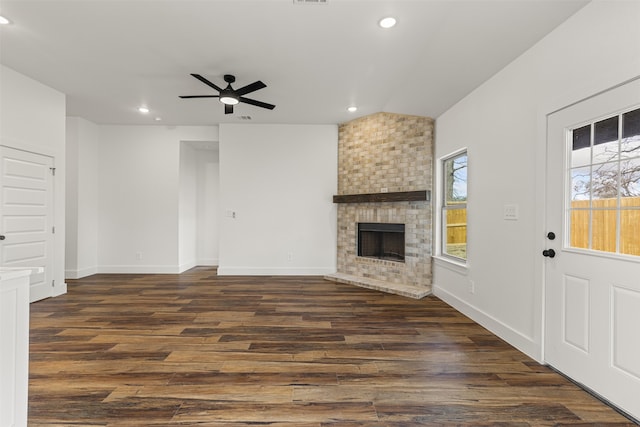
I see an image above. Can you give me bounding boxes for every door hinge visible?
[50,167,56,176]
[52,280,55,287]
[52,226,55,234]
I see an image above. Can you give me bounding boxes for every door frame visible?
[536,76,640,421]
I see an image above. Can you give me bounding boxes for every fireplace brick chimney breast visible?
[325,112,433,298]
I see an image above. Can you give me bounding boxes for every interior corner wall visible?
[65,118,79,276]
[97,125,218,273]
[433,0,640,361]
[218,124,338,275]
[179,142,198,271]
[196,148,219,266]
[65,117,99,279]
[0,65,67,296]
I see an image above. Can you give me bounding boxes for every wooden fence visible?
[571,197,640,256]
[446,208,467,245]
[446,197,639,257]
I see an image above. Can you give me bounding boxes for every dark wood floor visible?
[28,267,635,426]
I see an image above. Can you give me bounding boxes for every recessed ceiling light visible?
[0,15,11,25]
[347,106,358,113]
[379,17,396,29]
[138,106,150,114]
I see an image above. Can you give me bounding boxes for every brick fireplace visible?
[324,112,433,298]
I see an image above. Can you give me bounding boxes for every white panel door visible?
[0,146,55,302]
[544,78,640,421]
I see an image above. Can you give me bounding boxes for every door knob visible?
[542,249,556,258]
[0,235,5,240]
[547,232,556,240]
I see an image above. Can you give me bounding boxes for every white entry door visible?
[0,146,55,302]
[544,78,640,421]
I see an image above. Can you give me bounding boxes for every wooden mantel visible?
[333,190,430,204]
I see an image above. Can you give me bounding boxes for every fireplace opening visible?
[357,223,405,262]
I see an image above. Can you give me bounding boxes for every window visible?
[442,151,468,261]
[569,107,640,256]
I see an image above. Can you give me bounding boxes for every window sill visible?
[433,255,469,275]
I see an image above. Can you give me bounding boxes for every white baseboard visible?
[65,266,98,279]
[196,258,218,266]
[67,263,221,277]
[97,265,181,274]
[178,261,197,273]
[217,266,335,276]
[52,281,67,296]
[434,285,542,362]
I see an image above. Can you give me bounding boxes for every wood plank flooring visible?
[28,267,635,426]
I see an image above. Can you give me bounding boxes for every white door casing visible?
[0,146,55,302]
[544,78,640,420]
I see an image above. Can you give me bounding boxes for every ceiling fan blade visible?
[239,97,276,110]
[191,73,223,92]
[235,80,267,96]
[225,104,234,115]
[179,95,220,99]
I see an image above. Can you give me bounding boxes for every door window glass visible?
[568,107,640,256]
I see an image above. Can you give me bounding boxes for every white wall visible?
[65,119,79,276]
[97,125,217,273]
[65,117,99,279]
[196,147,219,266]
[433,0,640,361]
[179,142,197,271]
[218,124,337,275]
[0,65,67,296]
[178,141,219,269]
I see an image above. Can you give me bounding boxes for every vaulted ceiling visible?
[0,0,589,126]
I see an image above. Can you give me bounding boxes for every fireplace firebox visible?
[357,223,405,262]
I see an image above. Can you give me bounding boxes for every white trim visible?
[434,284,542,362]
[196,258,218,266]
[0,139,59,159]
[535,104,549,365]
[435,147,469,262]
[440,147,469,162]
[217,267,336,276]
[52,281,67,297]
[432,255,469,275]
[178,261,198,273]
[65,266,98,279]
[97,265,182,274]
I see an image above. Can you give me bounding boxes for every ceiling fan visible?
[180,74,275,115]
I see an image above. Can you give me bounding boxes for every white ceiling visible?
[0,0,589,126]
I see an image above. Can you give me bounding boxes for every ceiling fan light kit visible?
[180,73,275,115]
[219,95,239,105]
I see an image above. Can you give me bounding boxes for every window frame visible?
[440,149,468,264]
